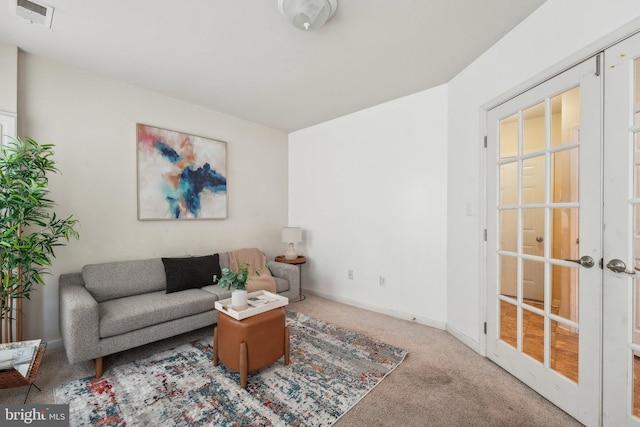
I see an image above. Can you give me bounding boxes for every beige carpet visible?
[0,294,582,426]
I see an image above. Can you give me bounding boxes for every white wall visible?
[17,53,289,342]
[289,85,448,327]
[447,0,640,348]
[18,0,640,350]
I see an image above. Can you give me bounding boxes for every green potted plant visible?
[0,136,79,343]
[214,262,251,310]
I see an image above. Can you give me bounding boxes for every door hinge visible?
[484,322,487,334]
[484,135,487,148]
[599,258,604,269]
[595,55,601,77]
[484,229,487,241]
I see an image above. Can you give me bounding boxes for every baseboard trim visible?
[304,289,447,331]
[304,289,484,355]
[446,324,481,354]
[44,338,63,349]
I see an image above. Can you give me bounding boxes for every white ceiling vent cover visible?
[15,0,54,28]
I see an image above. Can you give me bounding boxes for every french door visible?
[486,56,602,426]
[487,30,640,426]
[602,31,640,426]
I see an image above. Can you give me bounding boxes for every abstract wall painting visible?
[137,124,227,220]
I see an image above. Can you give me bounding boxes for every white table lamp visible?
[281,227,302,260]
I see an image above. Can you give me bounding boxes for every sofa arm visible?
[268,261,300,301]
[59,273,100,364]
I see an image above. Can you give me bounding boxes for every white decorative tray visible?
[215,290,288,320]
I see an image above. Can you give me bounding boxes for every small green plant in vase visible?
[214,263,251,310]
[214,263,250,291]
[214,262,269,311]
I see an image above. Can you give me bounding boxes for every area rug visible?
[54,311,408,426]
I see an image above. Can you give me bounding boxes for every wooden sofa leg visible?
[95,357,103,379]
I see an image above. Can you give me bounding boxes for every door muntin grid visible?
[497,87,581,383]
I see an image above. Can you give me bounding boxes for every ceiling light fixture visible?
[278,0,337,31]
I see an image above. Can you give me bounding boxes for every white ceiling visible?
[0,0,546,132]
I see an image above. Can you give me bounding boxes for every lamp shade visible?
[278,0,337,31]
[281,227,302,243]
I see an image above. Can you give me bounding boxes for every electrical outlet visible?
[379,275,387,287]
[348,269,354,280]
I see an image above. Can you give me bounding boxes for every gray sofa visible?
[59,252,300,378]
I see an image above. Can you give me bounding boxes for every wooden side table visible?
[275,255,307,301]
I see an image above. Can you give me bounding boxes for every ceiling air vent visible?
[15,0,54,28]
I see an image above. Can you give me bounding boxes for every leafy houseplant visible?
[214,262,268,310]
[0,137,79,343]
[214,263,251,291]
[214,262,251,310]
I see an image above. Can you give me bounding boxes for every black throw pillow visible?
[162,254,221,294]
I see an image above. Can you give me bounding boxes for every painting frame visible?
[137,124,227,220]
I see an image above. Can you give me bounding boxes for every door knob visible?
[606,259,636,275]
[536,236,543,242]
[564,256,595,268]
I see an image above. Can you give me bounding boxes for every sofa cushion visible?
[98,289,217,338]
[83,258,166,303]
[201,284,232,300]
[162,254,221,294]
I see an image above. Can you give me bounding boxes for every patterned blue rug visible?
[54,311,408,426]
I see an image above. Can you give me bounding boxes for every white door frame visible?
[0,111,16,144]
